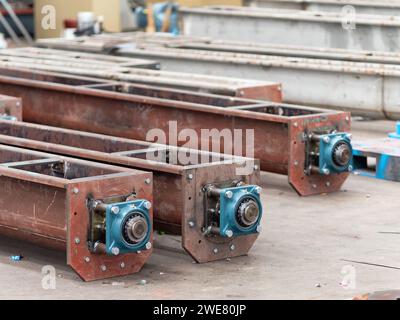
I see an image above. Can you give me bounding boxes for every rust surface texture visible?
[0,47,282,102]
[0,94,22,120]
[0,68,351,196]
[0,145,153,281]
[0,119,261,263]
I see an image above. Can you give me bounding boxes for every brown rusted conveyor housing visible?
[0,144,153,281]
[0,67,352,196]
[0,118,261,263]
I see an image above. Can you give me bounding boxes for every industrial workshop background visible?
[0,0,399,305]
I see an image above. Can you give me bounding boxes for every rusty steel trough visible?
[0,144,153,281]
[0,119,262,263]
[0,67,352,196]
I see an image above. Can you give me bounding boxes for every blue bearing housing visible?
[218,185,263,238]
[105,199,151,255]
[319,133,353,175]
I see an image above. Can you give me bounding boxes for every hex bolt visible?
[111,247,120,256]
[225,191,233,199]
[120,262,125,269]
[188,221,195,228]
[72,187,79,194]
[111,206,120,215]
[345,116,350,122]
[74,237,80,245]
[312,184,317,189]
[144,201,152,210]
[101,265,107,272]
[323,136,331,144]
[294,160,299,166]
[254,165,259,171]
[225,230,234,238]
[145,242,152,250]
[255,186,262,195]
[293,122,298,128]
[188,174,194,180]
[230,245,236,251]
[326,181,331,187]
[145,178,151,184]
[322,168,330,176]
[84,256,90,263]
[256,226,262,233]
[348,165,354,172]
[213,248,219,254]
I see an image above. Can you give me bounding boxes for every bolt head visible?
[111,206,120,215]
[254,165,259,171]
[255,186,262,195]
[322,168,330,176]
[230,244,236,251]
[111,247,120,256]
[145,242,152,250]
[145,178,151,184]
[120,262,125,269]
[188,174,194,180]
[72,187,79,194]
[101,265,107,272]
[188,221,195,228]
[225,191,233,199]
[225,230,234,238]
[144,201,152,210]
[323,136,331,144]
[84,256,90,263]
[326,182,331,187]
[256,225,262,233]
[348,165,354,172]
[74,237,80,244]
[213,248,219,254]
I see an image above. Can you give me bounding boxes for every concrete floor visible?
[0,120,399,300]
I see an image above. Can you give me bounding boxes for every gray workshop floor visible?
[0,120,399,300]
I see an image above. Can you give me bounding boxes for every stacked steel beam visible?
[36,32,400,119]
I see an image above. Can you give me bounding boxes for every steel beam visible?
[245,0,400,16]
[0,67,352,196]
[0,47,159,70]
[180,6,400,52]
[0,47,282,101]
[36,32,400,66]
[0,119,262,263]
[109,41,400,120]
[0,145,153,281]
[0,94,21,120]
[36,33,400,119]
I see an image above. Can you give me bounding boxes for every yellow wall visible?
[34,0,122,39]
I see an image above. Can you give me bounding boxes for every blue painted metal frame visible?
[352,123,400,182]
